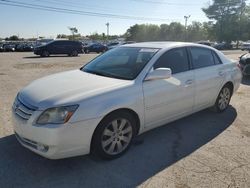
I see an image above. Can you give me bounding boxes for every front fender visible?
[70,85,145,132]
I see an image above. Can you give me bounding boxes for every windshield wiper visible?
[83,69,108,77]
[83,69,131,80]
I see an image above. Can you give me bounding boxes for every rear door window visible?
[51,41,65,46]
[153,47,190,74]
[190,47,215,69]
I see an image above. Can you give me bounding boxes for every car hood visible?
[19,70,133,110]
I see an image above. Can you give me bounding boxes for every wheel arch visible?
[90,108,141,152]
[223,81,234,94]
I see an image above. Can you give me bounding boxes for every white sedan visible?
[12,42,242,159]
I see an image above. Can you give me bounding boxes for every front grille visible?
[12,95,37,120]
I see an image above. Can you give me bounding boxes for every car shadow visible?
[241,76,250,85]
[0,107,237,188]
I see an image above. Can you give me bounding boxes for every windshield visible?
[82,47,159,80]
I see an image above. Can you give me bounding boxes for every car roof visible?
[53,40,79,42]
[123,41,213,50]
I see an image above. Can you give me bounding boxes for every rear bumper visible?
[12,111,102,159]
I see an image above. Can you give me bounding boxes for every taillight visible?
[237,63,242,71]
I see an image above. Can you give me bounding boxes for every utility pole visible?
[106,22,110,41]
[184,15,191,42]
[238,0,245,48]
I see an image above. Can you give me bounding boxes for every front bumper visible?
[33,49,42,55]
[12,111,102,159]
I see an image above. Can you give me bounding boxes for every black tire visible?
[41,50,49,57]
[91,111,136,159]
[212,84,232,113]
[85,49,89,54]
[71,50,78,57]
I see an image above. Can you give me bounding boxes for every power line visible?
[31,0,204,16]
[33,0,127,13]
[131,0,247,6]
[0,0,183,22]
[131,0,203,6]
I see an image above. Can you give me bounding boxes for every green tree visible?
[57,34,68,39]
[5,35,19,41]
[126,23,187,42]
[202,0,248,42]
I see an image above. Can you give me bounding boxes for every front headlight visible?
[36,105,79,125]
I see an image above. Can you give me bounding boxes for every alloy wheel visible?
[218,87,231,110]
[101,118,133,155]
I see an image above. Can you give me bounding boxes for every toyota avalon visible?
[12,42,242,159]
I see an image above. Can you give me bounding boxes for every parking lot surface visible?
[0,51,250,188]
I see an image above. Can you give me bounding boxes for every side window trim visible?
[187,47,193,70]
[212,50,223,65]
[152,47,191,75]
[186,47,193,70]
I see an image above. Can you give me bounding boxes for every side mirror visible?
[145,68,172,81]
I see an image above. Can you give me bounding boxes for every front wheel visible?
[91,111,136,159]
[213,85,232,113]
[41,50,49,57]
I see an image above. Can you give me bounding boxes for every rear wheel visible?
[91,111,136,159]
[213,85,232,113]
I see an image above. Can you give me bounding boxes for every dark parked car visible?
[3,44,15,52]
[15,44,25,52]
[213,43,233,50]
[107,42,124,50]
[23,44,34,52]
[197,41,213,46]
[16,43,34,52]
[84,43,108,53]
[0,44,4,52]
[239,53,250,76]
[34,40,84,57]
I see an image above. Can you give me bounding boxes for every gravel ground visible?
[0,51,250,188]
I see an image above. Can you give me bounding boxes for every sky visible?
[0,0,215,38]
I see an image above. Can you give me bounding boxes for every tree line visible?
[126,0,250,43]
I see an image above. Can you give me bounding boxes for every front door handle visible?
[219,71,225,76]
[185,79,193,87]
